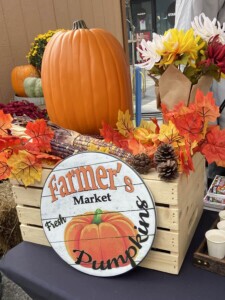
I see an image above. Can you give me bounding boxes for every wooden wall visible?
[0,0,127,103]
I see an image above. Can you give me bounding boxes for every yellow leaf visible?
[8,150,42,186]
[139,119,157,132]
[133,128,150,143]
[116,110,134,137]
[158,121,185,148]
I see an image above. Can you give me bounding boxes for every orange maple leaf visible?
[190,89,220,123]
[172,111,204,142]
[200,126,225,166]
[0,153,11,180]
[35,152,62,165]
[162,102,192,122]
[25,119,54,152]
[178,148,194,175]
[0,110,13,136]
[127,138,147,155]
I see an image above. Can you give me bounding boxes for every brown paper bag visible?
[157,65,213,110]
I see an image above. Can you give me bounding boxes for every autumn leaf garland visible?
[0,114,61,186]
[100,89,224,175]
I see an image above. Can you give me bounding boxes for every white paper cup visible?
[217,220,225,232]
[205,229,225,259]
[219,210,225,221]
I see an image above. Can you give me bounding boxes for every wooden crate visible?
[11,153,205,275]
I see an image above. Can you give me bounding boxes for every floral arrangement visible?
[100,89,225,176]
[27,29,62,72]
[0,111,61,186]
[137,13,225,84]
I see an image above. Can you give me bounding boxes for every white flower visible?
[136,33,168,70]
[191,13,225,44]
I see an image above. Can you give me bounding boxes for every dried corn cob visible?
[74,135,134,164]
[50,125,134,165]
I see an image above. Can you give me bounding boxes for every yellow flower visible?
[27,29,63,71]
[158,28,205,66]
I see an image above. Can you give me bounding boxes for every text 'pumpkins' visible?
[41,20,132,134]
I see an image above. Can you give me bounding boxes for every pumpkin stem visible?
[92,209,102,225]
[73,20,88,30]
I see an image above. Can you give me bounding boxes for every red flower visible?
[202,35,225,74]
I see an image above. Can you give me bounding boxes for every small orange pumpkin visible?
[11,64,40,97]
[41,20,133,134]
[64,209,138,268]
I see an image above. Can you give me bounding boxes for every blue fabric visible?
[0,211,225,300]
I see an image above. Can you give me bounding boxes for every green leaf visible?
[174,54,189,66]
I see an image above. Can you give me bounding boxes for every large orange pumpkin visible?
[64,209,138,268]
[41,20,132,134]
[11,64,40,97]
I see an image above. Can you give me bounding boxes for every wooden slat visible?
[12,186,42,207]
[20,0,42,43]
[53,0,70,29]
[67,0,82,26]
[1,0,28,64]
[153,229,179,252]
[92,0,105,28]
[17,205,42,226]
[36,0,56,32]
[20,224,50,246]
[102,0,123,46]
[144,179,178,205]
[0,0,14,102]
[80,0,95,28]
[156,206,179,230]
[140,250,179,274]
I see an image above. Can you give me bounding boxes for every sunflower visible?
[158,28,205,66]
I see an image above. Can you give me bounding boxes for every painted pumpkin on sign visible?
[64,209,138,269]
[41,20,132,134]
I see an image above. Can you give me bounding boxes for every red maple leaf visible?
[0,135,21,152]
[25,119,54,152]
[100,121,130,152]
[162,102,192,122]
[34,152,61,165]
[150,117,160,134]
[200,126,225,166]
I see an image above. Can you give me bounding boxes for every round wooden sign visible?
[41,152,156,277]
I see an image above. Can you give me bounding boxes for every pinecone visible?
[132,153,152,174]
[157,159,179,181]
[154,143,177,164]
